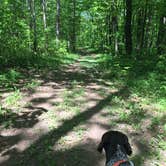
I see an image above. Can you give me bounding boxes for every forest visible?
[0,0,166,165]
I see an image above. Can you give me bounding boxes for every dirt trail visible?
[0,55,154,166]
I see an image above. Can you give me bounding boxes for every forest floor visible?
[0,52,165,166]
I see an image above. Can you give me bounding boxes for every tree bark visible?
[71,0,76,52]
[141,0,147,50]
[42,0,47,30]
[112,16,118,55]
[157,14,166,54]
[41,0,48,48]
[56,0,60,41]
[144,7,152,50]
[107,13,112,46]
[136,10,142,51]
[136,0,148,54]
[125,0,132,56]
[28,0,37,52]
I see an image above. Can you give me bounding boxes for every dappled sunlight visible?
[52,138,105,166]
[0,0,165,164]
[0,53,165,165]
[0,116,51,162]
[1,81,125,165]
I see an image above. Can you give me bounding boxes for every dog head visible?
[97,131,132,163]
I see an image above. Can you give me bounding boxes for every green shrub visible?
[156,54,166,73]
[47,40,68,57]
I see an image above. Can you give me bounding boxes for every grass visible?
[105,93,165,164]
[0,106,12,117]
[48,53,166,165]
[53,82,86,143]
[38,81,87,148]
[0,53,79,129]
[0,69,23,90]
[62,53,80,64]
[24,79,41,93]
[4,89,22,107]
[79,53,165,165]
[78,53,166,164]
[41,110,58,131]
[73,124,87,138]
[61,81,85,109]
[0,89,22,114]
[0,88,23,128]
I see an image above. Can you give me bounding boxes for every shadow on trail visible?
[40,68,98,87]
[0,53,161,165]
[0,106,48,130]
[131,138,152,165]
[76,48,100,56]
[51,138,104,166]
[1,88,127,166]
[0,106,48,158]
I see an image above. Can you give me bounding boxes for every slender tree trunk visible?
[125,0,132,56]
[144,8,151,50]
[112,16,118,55]
[41,0,47,48]
[71,0,76,52]
[140,0,147,50]
[42,0,47,30]
[56,0,60,41]
[157,14,166,54]
[26,0,32,49]
[105,14,109,47]
[28,0,37,52]
[90,13,94,48]
[32,0,37,52]
[27,0,32,49]
[108,13,112,46]
[136,1,147,54]
[136,9,142,51]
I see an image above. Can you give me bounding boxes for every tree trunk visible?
[136,1,147,54]
[157,14,166,54]
[28,0,37,52]
[140,0,147,50]
[125,0,132,56]
[144,8,152,50]
[108,13,112,46]
[42,0,47,30]
[112,16,118,55]
[90,13,94,48]
[41,0,47,48]
[136,8,143,51]
[71,0,76,52]
[56,0,60,41]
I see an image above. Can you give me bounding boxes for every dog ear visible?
[97,141,104,153]
[124,142,132,156]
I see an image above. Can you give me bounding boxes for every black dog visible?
[97,131,134,166]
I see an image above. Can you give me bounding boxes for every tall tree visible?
[28,0,37,52]
[136,0,148,53]
[56,0,60,41]
[112,0,119,55]
[112,12,118,54]
[125,0,132,56]
[41,0,47,48]
[157,1,166,55]
[106,12,112,46]
[42,0,47,30]
[71,0,76,52]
